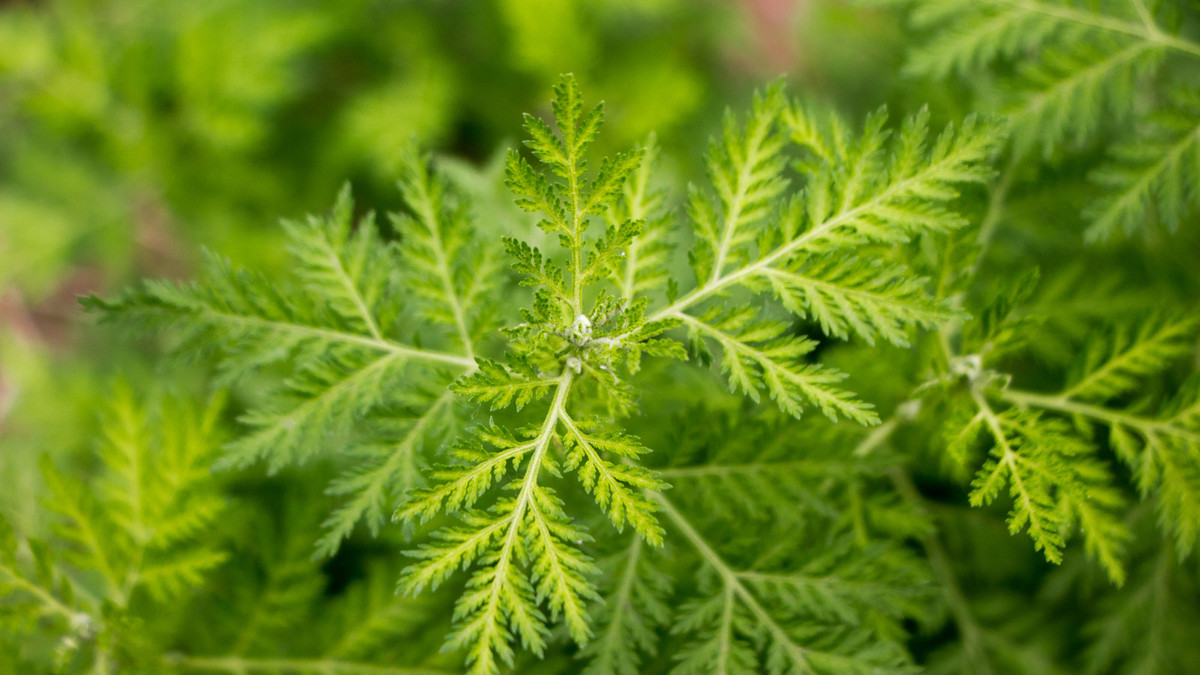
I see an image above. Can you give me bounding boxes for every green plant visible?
[877,0,1200,241]
[82,73,1001,672]
[5,33,1199,674]
[2,386,227,669]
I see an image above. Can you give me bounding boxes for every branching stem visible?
[0,562,78,621]
[1001,389,1200,444]
[478,369,575,640]
[179,310,476,368]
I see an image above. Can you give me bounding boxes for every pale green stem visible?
[0,564,79,621]
[182,311,476,368]
[1000,389,1200,444]
[475,369,575,646]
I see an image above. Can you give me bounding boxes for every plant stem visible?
[1001,389,1200,444]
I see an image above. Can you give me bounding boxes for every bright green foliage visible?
[394,146,503,357]
[881,0,1200,239]
[8,2,1200,674]
[2,387,226,669]
[653,411,933,675]
[87,75,995,673]
[317,391,458,557]
[873,0,1200,600]
[579,538,672,675]
[387,76,995,673]
[1059,318,1200,549]
[605,134,673,302]
[674,96,995,423]
[763,254,952,347]
[955,400,1129,580]
[44,385,228,607]
[1087,88,1200,240]
[935,287,1200,584]
[683,306,874,423]
[46,50,1200,673]
[659,414,897,526]
[395,76,681,674]
[1064,313,1200,402]
[452,359,561,412]
[86,157,491,558]
[84,190,450,472]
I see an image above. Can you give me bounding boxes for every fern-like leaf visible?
[452,359,560,412]
[657,494,921,675]
[396,76,685,674]
[43,386,229,605]
[316,392,457,557]
[656,103,994,420]
[962,392,1129,580]
[884,0,1200,239]
[89,182,488,555]
[1064,313,1200,402]
[395,147,501,356]
[1008,37,1163,156]
[1087,88,1200,240]
[682,307,877,424]
[608,134,673,301]
[559,414,665,544]
[998,311,1200,558]
[580,537,673,675]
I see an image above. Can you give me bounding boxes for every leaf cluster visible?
[18,62,1199,675]
[880,0,1200,240]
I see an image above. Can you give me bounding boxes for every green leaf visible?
[395,147,502,357]
[607,134,673,301]
[681,307,878,424]
[42,387,229,608]
[1064,313,1200,403]
[452,358,560,411]
[688,81,789,285]
[1087,88,1200,240]
[559,414,665,544]
[316,392,457,558]
[964,396,1128,579]
[1007,38,1163,157]
[751,254,956,347]
[580,538,672,675]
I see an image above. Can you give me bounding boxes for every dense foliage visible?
[3,1,1199,674]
